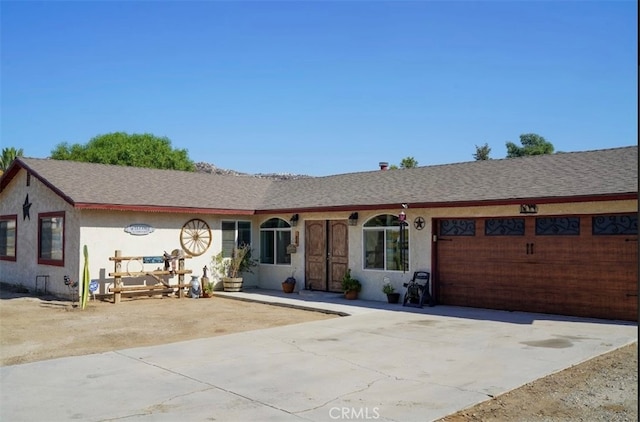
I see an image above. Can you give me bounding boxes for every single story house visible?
[1,146,637,320]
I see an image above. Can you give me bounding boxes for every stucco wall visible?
[0,169,80,297]
[79,212,264,295]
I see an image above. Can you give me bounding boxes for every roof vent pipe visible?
[379,162,389,170]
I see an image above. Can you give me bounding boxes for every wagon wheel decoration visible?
[180,218,212,257]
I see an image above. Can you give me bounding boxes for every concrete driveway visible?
[1,289,637,421]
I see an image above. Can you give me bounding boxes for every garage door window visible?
[485,218,525,236]
[439,219,475,236]
[364,214,408,271]
[535,217,580,235]
[592,214,638,235]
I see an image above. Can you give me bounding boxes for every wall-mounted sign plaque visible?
[124,223,155,236]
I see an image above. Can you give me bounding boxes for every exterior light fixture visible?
[348,212,359,226]
[289,214,299,227]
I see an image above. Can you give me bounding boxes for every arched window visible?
[363,214,408,271]
[260,218,292,265]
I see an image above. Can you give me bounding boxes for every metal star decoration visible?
[413,216,425,230]
[23,194,32,220]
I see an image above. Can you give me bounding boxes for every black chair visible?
[403,271,435,308]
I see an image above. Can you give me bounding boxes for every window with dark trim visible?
[364,214,409,271]
[535,217,580,235]
[38,211,65,266]
[592,214,638,235]
[0,214,17,261]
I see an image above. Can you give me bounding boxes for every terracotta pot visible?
[282,281,295,293]
[344,290,358,300]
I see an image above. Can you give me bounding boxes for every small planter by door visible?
[344,290,358,300]
[222,277,243,292]
[282,282,295,293]
[282,276,296,293]
[386,293,400,304]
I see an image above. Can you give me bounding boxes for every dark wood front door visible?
[305,220,349,292]
[305,221,326,291]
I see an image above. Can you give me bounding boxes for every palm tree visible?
[0,147,24,175]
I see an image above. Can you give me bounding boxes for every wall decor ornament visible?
[180,218,212,256]
[414,216,425,230]
[22,194,32,220]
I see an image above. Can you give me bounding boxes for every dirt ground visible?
[0,283,637,421]
[0,285,337,366]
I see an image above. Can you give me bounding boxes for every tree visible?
[506,133,554,158]
[50,132,195,171]
[473,143,491,160]
[0,147,24,174]
[399,157,418,169]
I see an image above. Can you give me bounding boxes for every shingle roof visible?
[259,146,638,210]
[7,159,272,212]
[3,146,637,213]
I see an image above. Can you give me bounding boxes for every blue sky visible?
[1,1,637,176]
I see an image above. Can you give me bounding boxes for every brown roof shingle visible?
[259,146,638,210]
[3,146,636,213]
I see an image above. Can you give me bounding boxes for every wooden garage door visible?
[435,214,638,321]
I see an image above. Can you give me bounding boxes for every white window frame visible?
[363,214,409,271]
[221,220,252,258]
[259,218,292,265]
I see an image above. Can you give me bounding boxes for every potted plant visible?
[202,280,215,298]
[213,244,258,292]
[282,269,297,293]
[382,282,400,304]
[341,268,361,300]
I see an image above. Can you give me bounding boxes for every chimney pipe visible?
[379,162,389,171]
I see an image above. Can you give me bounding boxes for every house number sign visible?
[520,204,538,214]
[124,223,155,236]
